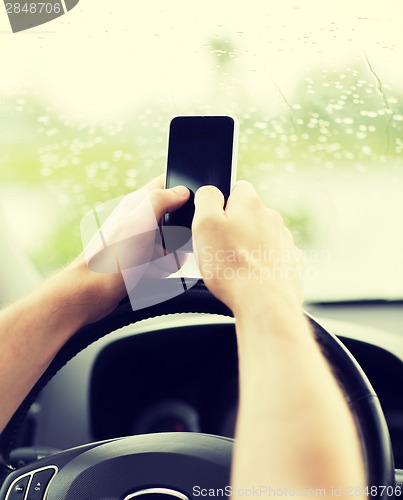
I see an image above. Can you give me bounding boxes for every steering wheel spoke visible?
[1,434,232,500]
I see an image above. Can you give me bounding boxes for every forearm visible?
[0,180,189,435]
[0,257,124,433]
[231,296,365,496]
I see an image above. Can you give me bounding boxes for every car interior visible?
[0,1,402,499]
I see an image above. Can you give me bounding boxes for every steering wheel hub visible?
[124,486,190,500]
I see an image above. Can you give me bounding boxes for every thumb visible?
[149,185,190,221]
[193,185,225,225]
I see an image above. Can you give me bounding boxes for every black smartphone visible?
[164,116,238,249]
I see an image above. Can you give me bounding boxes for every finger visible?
[144,174,165,191]
[225,180,262,214]
[122,174,177,210]
[193,185,225,228]
[149,185,190,221]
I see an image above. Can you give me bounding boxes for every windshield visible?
[0,0,402,301]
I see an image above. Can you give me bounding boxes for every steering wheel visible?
[0,280,395,499]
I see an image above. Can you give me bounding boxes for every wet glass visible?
[0,0,402,300]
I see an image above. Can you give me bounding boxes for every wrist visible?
[60,255,126,328]
[233,286,312,358]
[232,281,302,323]
[37,256,125,341]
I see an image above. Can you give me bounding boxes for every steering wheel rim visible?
[0,279,395,499]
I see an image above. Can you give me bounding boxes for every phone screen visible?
[164,116,237,230]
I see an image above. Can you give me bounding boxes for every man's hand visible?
[192,180,303,315]
[73,175,190,325]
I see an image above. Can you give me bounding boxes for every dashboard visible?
[20,303,403,471]
[90,324,239,440]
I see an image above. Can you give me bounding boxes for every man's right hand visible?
[192,180,304,315]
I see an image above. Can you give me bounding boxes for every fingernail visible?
[172,185,189,196]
